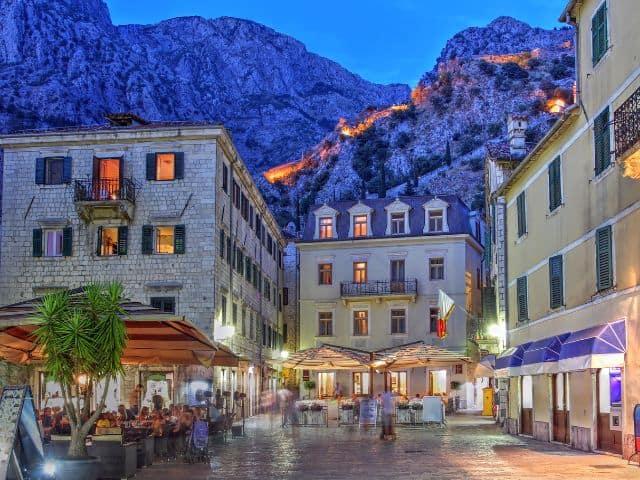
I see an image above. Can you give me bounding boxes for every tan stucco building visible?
[489,0,640,458]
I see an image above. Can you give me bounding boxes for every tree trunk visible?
[67,428,88,458]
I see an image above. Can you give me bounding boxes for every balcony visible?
[340,279,417,303]
[74,178,136,222]
[614,85,640,179]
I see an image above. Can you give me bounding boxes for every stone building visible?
[489,0,640,459]
[0,115,285,415]
[296,195,484,408]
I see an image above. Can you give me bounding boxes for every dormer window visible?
[353,215,368,237]
[319,217,333,239]
[428,210,444,232]
[391,213,405,234]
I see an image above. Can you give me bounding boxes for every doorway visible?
[390,260,405,293]
[317,372,335,398]
[428,370,447,395]
[521,375,533,435]
[552,373,570,443]
[597,368,623,454]
[93,157,122,200]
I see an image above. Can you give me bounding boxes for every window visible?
[319,217,333,239]
[219,230,225,259]
[596,225,613,291]
[353,215,367,237]
[390,309,406,334]
[264,279,271,300]
[318,312,333,336]
[388,371,407,396]
[33,228,72,257]
[352,372,370,395]
[35,156,72,185]
[353,262,367,283]
[150,297,175,314]
[142,225,185,254]
[476,267,482,290]
[254,213,260,234]
[232,181,240,208]
[548,157,562,212]
[517,276,528,322]
[283,323,288,343]
[97,226,128,256]
[517,192,527,237]
[232,303,238,326]
[390,212,405,234]
[594,107,611,175]
[146,152,183,181]
[429,257,444,280]
[245,257,252,279]
[455,364,463,375]
[241,193,249,220]
[249,311,255,339]
[267,235,273,255]
[221,295,227,325]
[283,287,289,305]
[591,2,608,65]
[353,310,368,336]
[549,255,564,309]
[222,164,228,192]
[241,308,247,336]
[318,263,333,285]
[249,205,254,229]
[428,210,443,232]
[429,307,440,334]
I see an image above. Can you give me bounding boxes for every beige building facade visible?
[490,0,640,458]
[297,196,484,408]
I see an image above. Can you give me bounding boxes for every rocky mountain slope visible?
[0,0,408,171]
[262,17,575,228]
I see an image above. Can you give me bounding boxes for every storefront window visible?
[318,372,335,398]
[353,372,370,395]
[522,375,533,409]
[388,371,407,396]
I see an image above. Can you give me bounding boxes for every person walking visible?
[380,390,396,440]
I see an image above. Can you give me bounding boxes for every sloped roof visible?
[485,141,534,162]
[301,194,472,241]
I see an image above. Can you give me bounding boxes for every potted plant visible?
[303,380,316,399]
[450,381,461,390]
[33,283,127,479]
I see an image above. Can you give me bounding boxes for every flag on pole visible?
[437,289,456,339]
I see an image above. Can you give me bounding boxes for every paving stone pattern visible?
[136,415,640,480]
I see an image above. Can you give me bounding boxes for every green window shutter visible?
[548,157,562,211]
[174,225,186,254]
[146,153,156,181]
[62,157,72,183]
[219,229,225,258]
[142,225,154,254]
[35,158,46,185]
[594,107,611,175]
[174,152,184,179]
[591,9,599,64]
[517,276,528,322]
[517,192,526,237]
[62,227,73,257]
[592,4,608,65]
[596,225,613,291]
[549,255,564,309]
[32,229,43,257]
[117,226,128,256]
[96,226,103,256]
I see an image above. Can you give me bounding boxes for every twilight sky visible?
[105,0,568,87]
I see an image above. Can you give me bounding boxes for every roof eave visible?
[559,0,580,22]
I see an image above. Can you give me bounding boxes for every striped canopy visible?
[371,341,469,370]
[282,344,370,371]
[0,292,238,367]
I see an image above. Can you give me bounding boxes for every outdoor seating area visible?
[294,400,329,426]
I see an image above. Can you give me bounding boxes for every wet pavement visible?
[136,415,639,479]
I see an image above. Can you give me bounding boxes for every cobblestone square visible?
[136,415,639,480]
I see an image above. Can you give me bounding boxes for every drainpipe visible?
[566,10,589,122]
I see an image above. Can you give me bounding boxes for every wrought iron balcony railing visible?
[614,85,640,160]
[74,178,136,203]
[340,279,417,297]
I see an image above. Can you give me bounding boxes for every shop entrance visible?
[318,372,335,398]
[428,370,447,395]
[521,375,533,435]
[552,373,570,443]
[597,367,623,454]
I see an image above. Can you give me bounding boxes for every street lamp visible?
[280,350,289,360]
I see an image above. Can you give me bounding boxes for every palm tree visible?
[33,282,127,458]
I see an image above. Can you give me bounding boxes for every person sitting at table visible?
[40,407,54,442]
[117,404,134,423]
[96,413,112,428]
[53,414,71,435]
[138,406,150,422]
[151,411,166,437]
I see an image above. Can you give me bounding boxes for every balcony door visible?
[93,157,122,200]
[390,259,405,293]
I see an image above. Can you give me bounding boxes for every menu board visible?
[422,396,444,425]
[358,399,377,426]
[0,386,44,480]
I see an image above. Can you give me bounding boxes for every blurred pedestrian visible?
[380,390,396,440]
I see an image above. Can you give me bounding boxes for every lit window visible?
[353,215,367,237]
[319,217,333,239]
[391,213,405,234]
[100,227,118,256]
[353,310,368,336]
[44,230,63,257]
[353,372,370,395]
[428,210,443,232]
[318,312,333,336]
[388,371,407,396]
[353,262,367,283]
[156,153,175,181]
[390,309,406,334]
[318,263,333,285]
[429,257,445,280]
[155,226,175,254]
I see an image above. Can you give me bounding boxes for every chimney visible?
[104,113,150,127]
[507,114,528,158]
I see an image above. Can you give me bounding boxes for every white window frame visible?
[351,305,370,337]
[317,311,334,337]
[384,198,411,235]
[348,201,373,238]
[390,308,407,335]
[313,205,339,240]
[429,257,445,281]
[423,198,450,233]
[43,229,63,257]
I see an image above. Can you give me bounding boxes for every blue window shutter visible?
[118,226,128,256]
[142,225,154,254]
[174,225,186,254]
[174,152,184,179]
[62,156,72,183]
[146,153,156,181]
[32,229,43,257]
[35,158,45,184]
[62,227,73,256]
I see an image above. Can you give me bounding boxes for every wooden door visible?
[552,374,569,443]
[521,376,533,435]
[597,369,622,453]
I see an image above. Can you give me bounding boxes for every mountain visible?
[0,0,409,172]
[261,17,575,227]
